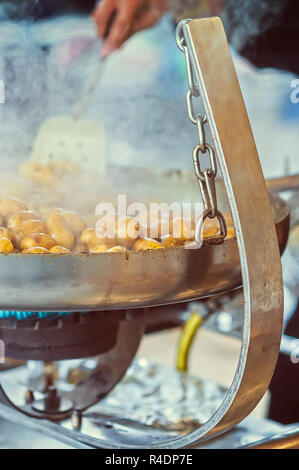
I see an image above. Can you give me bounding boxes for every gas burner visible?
[0,309,145,361]
[0,309,145,423]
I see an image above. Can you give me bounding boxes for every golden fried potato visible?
[7,210,39,231]
[38,206,63,221]
[0,197,27,219]
[202,217,228,238]
[12,230,25,249]
[46,213,75,250]
[20,233,56,251]
[89,244,110,253]
[115,217,140,249]
[140,212,171,239]
[80,227,115,249]
[172,217,194,241]
[0,227,13,241]
[19,161,55,184]
[95,214,116,236]
[133,238,163,251]
[0,237,14,253]
[22,246,49,254]
[107,245,128,253]
[18,220,47,237]
[61,211,86,237]
[203,225,218,237]
[49,246,71,254]
[161,235,184,248]
[95,215,140,249]
[80,227,101,248]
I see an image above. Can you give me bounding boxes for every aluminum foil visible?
[0,358,288,448]
[2,357,226,437]
[83,358,227,435]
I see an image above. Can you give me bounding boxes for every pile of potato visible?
[0,161,235,254]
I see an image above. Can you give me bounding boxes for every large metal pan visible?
[0,166,289,312]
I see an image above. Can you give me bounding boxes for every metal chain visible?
[176,19,227,241]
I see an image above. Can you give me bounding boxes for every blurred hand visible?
[92,0,170,56]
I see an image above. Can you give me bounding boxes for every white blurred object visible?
[31,116,106,174]
[232,50,299,179]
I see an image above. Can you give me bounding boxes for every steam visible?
[0,11,196,174]
[0,9,229,235]
[222,0,287,52]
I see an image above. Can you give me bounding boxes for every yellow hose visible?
[176,312,204,372]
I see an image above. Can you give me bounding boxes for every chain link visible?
[184,46,200,98]
[175,18,191,52]
[176,19,227,240]
[193,143,217,181]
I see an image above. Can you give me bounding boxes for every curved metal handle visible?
[166,17,283,448]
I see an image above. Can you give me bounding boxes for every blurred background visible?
[0,0,298,178]
[0,0,298,437]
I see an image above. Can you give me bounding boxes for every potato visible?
[80,227,100,248]
[140,213,171,239]
[0,237,14,253]
[18,220,47,237]
[133,238,163,251]
[115,217,140,249]
[89,244,110,253]
[95,214,116,237]
[61,211,86,237]
[172,217,194,241]
[46,213,75,250]
[0,197,27,219]
[161,235,184,248]
[12,230,25,249]
[201,213,234,238]
[203,225,218,237]
[80,227,115,249]
[20,233,56,251]
[19,161,55,184]
[22,246,49,254]
[7,210,39,231]
[49,246,71,254]
[0,227,13,241]
[95,215,139,249]
[107,245,128,253]
[201,218,220,237]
